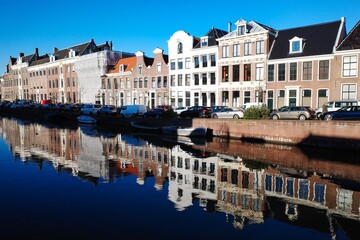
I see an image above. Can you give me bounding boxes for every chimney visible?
[35,48,39,60]
[54,47,58,53]
[110,41,113,50]
[19,52,24,58]
[228,22,232,33]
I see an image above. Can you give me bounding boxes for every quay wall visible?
[192,119,360,150]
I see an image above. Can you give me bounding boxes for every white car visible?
[211,107,244,119]
[174,106,188,115]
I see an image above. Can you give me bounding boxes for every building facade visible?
[100,48,169,108]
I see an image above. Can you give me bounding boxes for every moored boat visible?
[130,121,162,132]
[162,126,207,137]
[77,115,97,124]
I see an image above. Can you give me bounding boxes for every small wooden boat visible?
[77,115,97,124]
[130,122,162,132]
[162,126,207,137]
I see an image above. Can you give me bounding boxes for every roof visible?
[29,54,50,66]
[108,56,137,74]
[222,20,276,38]
[269,20,343,60]
[144,56,154,66]
[337,20,360,50]
[54,40,93,60]
[194,27,228,48]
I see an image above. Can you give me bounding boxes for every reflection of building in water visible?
[109,135,170,190]
[0,118,80,174]
[168,145,218,211]
[217,155,265,229]
[217,155,360,236]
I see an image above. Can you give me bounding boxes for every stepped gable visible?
[269,20,342,59]
[337,20,360,50]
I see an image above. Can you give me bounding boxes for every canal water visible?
[0,117,359,240]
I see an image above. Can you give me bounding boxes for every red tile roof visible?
[108,56,137,74]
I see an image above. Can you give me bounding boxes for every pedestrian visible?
[322,102,328,113]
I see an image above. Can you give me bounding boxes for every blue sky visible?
[1,0,359,74]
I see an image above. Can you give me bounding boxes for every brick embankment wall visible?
[192,119,360,150]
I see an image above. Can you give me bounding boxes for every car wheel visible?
[316,112,322,119]
[212,114,218,119]
[298,114,306,120]
[324,114,333,121]
[272,114,279,120]
[233,114,240,119]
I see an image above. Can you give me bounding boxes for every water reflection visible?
[1,117,360,239]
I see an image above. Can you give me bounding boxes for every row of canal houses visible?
[2,117,360,236]
[1,17,360,110]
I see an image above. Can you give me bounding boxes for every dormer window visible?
[201,37,208,47]
[50,55,56,62]
[120,64,125,72]
[69,49,76,58]
[238,25,246,35]
[289,37,304,54]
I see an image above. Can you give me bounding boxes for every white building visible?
[168,27,227,107]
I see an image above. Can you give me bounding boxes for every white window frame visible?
[233,44,240,57]
[256,40,264,54]
[342,55,358,77]
[341,83,357,100]
[255,63,264,81]
[244,42,252,56]
[289,36,303,54]
[302,61,313,81]
[222,45,229,58]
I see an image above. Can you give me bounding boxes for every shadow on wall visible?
[299,134,360,151]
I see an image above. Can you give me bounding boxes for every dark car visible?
[270,106,315,120]
[179,106,212,118]
[143,108,166,118]
[321,105,360,121]
[97,105,117,116]
[156,105,173,111]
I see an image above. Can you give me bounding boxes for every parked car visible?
[119,104,147,118]
[211,107,244,119]
[320,105,360,121]
[81,104,102,115]
[174,106,188,115]
[143,108,166,118]
[179,106,212,118]
[211,106,227,113]
[270,106,315,120]
[156,105,173,111]
[97,105,117,116]
[64,104,80,113]
[315,100,359,119]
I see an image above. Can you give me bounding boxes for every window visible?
[177,42,183,54]
[222,66,229,82]
[342,84,356,100]
[170,75,175,86]
[343,56,357,77]
[256,40,264,54]
[185,58,191,69]
[134,78,138,88]
[244,64,251,81]
[194,56,199,68]
[303,61,312,80]
[194,74,199,85]
[202,73,207,85]
[289,37,303,53]
[244,91,250,103]
[290,62,297,81]
[138,64,142,74]
[256,63,264,81]
[233,44,240,57]
[163,76,167,88]
[244,42,252,56]
[201,37,208,47]
[178,59,183,70]
[278,63,285,81]
[233,65,240,82]
[170,60,175,70]
[222,45,229,58]
[210,54,216,67]
[238,25,245,35]
[210,72,216,84]
[157,62,161,72]
[185,74,190,86]
[319,60,329,80]
[202,55,207,68]
[139,78,143,88]
[157,77,161,88]
[268,64,274,82]
[177,75,183,86]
